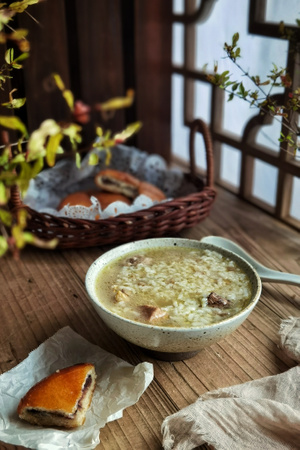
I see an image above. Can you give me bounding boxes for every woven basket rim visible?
[11,185,216,223]
[9,119,216,247]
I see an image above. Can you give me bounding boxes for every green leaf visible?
[10,29,28,41]
[5,48,14,64]
[13,52,29,64]
[17,208,28,228]
[11,62,23,69]
[0,181,7,204]
[52,73,65,91]
[88,153,99,165]
[9,0,40,13]
[0,208,12,226]
[221,70,230,77]
[31,156,44,178]
[113,121,142,143]
[21,231,35,243]
[97,89,135,111]
[17,162,32,193]
[0,9,13,33]
[105,149,112,165]
[0,146,10,165]
[31,235,59,249]
[0,170,18,184]
[46,132,63,167]
[62,123,82,148]
[104,129,111,139]
[0,115,28,136]
[11,153,26,163]
[0,236,8,257]
[12,224,25,248]
[96,126,103,137]
[62,89,74,110]
[75,152,81,169]
[2,97,26,109]
[232,32,239,46]
[27,119,60,162]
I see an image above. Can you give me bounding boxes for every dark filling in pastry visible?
[28,374,93,419]
[101,177,138,196]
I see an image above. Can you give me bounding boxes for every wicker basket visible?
[9,119,216,249]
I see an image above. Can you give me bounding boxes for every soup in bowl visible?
[85,238,262,360]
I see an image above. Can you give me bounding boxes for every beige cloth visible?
[162,317,300,450]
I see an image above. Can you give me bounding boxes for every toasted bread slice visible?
[17,363,96,428]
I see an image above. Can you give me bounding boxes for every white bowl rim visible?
[85,237,262,332]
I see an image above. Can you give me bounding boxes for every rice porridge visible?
[95,247,253,327]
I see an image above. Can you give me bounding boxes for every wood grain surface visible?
[0,187,299,450]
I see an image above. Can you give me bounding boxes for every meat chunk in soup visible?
[139,305,168,323]
[207,292,231,308]
[124,255,152,266]
[115,289,130,302]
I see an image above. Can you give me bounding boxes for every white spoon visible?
[201,236,300,286]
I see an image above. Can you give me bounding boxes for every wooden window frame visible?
[171,0,300,230]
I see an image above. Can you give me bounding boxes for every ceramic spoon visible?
[201,236,300,286]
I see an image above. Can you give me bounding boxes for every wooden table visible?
[1,187,299,450]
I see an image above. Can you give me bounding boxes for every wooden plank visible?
[134,0,172,161]
[73,0,126,146]
[183,0,197,124]
[16,0,71,132]
[14,0,126,148]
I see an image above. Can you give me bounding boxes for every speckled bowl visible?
[85,238,262,361]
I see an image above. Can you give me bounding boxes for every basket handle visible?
[10,185,23,208]
[0,130,23,208]
[189,118,214,188]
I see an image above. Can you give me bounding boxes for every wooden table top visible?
[0,187,299,450]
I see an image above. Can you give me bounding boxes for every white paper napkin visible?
[0,326,154,450]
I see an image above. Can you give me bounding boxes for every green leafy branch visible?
[0,73,141,257]
[207,26,300,154]
[0,1,142,258]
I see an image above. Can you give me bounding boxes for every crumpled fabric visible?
[162,316,300,450]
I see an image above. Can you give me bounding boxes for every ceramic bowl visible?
[85,238,262,361]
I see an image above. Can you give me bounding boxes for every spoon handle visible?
[257,269,300,286]
[201,236,300,286]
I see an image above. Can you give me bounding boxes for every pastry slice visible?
[94,169,140,198]
[17,363,97,428]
